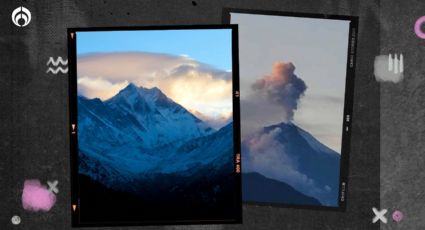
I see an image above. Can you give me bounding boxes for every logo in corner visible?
[11,6,31,27]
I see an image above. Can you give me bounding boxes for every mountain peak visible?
[276,121,294,127]
[137,85,163,97]
[263,121,295,134]
[150,86,160,92]
[116,83,165,99]
[120,82,139,94]
[263,122,337,155]
[98,82,214,147]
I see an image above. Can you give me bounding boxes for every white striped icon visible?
[388,53,403,74]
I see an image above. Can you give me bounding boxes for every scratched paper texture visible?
[0,0,379,229]
[380,0,425,229]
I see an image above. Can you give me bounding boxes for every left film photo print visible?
[68,25,241,226]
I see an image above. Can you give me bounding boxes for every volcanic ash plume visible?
[252,62,307,121]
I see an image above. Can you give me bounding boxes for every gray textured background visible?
[0,0,386,229]
[380,0,425,229]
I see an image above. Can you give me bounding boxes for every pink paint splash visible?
[22,180,56,212]
[392,210,404,222]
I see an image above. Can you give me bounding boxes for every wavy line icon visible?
[46,57,68,74]
[47,57,68,66]
[46,67,68,74]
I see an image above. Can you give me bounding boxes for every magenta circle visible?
[392,210,403,222]
[414,16,425,39]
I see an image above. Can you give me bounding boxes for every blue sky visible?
[76,29,232,70]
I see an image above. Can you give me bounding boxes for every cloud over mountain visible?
[77,52,232,129]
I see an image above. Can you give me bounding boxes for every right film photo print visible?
[226,9,357,209]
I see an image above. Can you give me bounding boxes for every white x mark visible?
[47,180,59,194]
[372,207,387,224]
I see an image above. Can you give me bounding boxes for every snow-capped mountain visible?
[77,83,233,195]
[242,122,340,206]
[79,122,234,194]
[78,83,214,153]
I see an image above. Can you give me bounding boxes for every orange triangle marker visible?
[72,204,76,211]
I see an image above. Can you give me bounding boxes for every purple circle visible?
[392,210,403,222]
[414,16,425,39]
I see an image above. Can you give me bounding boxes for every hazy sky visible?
[231,13,350,153]
[76,29,233,129]
[77,29,232,70]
